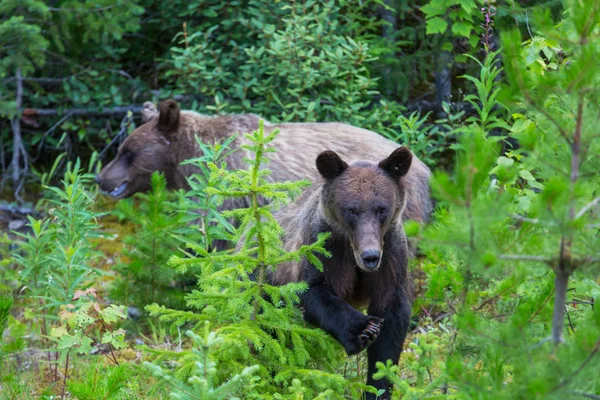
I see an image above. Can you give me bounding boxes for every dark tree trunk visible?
[10,68,23,186]
[378,0,397,98]
[435,50,452,117]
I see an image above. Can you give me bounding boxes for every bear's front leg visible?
[364,292,411,400]
[300,283,383,356]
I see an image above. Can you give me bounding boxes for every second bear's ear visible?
[157,99,180,134]
[316,150,348,180]
[141,101,158,124]
[379,146,413,179]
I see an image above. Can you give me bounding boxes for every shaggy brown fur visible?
[272,148,413,400]
[97,100,432,223]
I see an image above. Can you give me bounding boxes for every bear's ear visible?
[157,99,180,134]
[141,101,158,124]
[316,150,348,180]
[379,146,413,179]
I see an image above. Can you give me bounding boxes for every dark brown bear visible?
[272,147,413,400]
[96,100,432,224]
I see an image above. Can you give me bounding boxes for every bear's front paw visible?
[358,317,383,350]
[344,316,384,355]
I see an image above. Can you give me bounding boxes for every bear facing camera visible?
[271,147,414,400]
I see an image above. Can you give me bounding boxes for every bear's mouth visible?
[108,182,128,198]
[358,258,381,272]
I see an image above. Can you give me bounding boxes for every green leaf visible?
[497,156,514,168]
[57,333,93,354]
[426,17,448,35]
[264,24,276,35]
[50,326,68,338]
[518,170,536,181]
[451,21,472,37]
[442,42,454,52]
[421,1,445,18]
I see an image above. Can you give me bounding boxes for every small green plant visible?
[0,296,27,397]
[382,104,461,167]
[13,160,108,394]
[51,287,127,364]
[146,120,369,398]
[111,172,195,314]
[66,362,134,400]
[40,160,103,305]
[180,135,237,252]
[145,321,260,399]
[0,234,17,293]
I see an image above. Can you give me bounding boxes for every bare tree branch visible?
[498,254,552,262]
[33,111,74,159]
[22,105,144,118]
[48,5,117,12]
[572,390,600,399]
[94,112,134,169]
[0,203,38,216]
[580,256,600,264]
[510,214,543,225]
[576,196,600,219]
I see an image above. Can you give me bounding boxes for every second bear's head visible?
[316,147,413,272]
[95,100,182,199]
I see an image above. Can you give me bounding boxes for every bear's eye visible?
[121,150,135,164]
[346,207,359,217]
[376,207,388,217]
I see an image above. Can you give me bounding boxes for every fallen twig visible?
[0,203,38,216]
[22,105,144,118]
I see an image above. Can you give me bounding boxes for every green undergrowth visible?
[1,2,600,398]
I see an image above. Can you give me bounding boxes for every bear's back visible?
[264,121,431,223]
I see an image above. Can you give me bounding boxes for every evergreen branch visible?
[145,304,209,325]
[549,338,600,395]
[518,80,571,145]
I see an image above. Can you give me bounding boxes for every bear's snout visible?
[360,249,381,270]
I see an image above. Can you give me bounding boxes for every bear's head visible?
[316,147,413,272]
[96,100,181,199]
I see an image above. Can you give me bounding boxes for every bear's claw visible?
[357,318,383,349]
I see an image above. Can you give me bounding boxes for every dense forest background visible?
[1,0,600,399]
[1,0,563,191]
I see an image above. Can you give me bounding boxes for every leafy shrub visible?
[166,0,448,164]
[13,160,130,393]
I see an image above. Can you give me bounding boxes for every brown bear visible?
[271,147,413,400]
[96,100,432,224]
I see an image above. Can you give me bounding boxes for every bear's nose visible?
[361,250,381,270]
[94,175,101,184]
